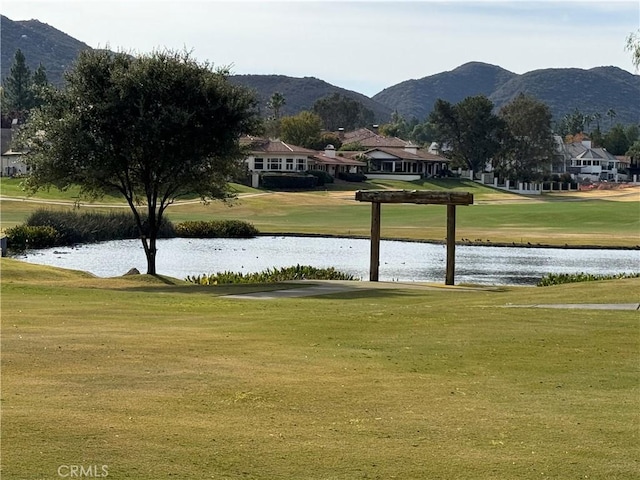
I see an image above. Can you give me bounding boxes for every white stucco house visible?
[557,138,629,182]
[241,136,318,188]
[1,127,28,177]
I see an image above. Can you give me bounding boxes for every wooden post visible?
[370,202,381,281]
[355,190,472,285]
[446,204,456,285]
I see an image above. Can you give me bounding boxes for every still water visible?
[15,236,640,286]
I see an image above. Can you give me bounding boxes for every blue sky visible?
[3,0,638,96]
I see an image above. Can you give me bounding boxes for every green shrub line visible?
[306,170,334,186]
[185,265,359,285]
[3,225,60,250]
[175,220,258,238]
[5,209,259,251]
[260,172,318,189]
[537,272,640,286]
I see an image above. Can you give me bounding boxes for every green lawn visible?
[3,177,637,246]
[1,259,638,479]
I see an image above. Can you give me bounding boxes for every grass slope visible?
[3,178,638,247]
[1,259,639,479]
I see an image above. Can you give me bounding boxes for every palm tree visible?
[267,92,286,121]
[606,108,617,128]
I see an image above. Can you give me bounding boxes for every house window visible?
[286,158,294,171]
[297,159,305,171]
[254,158,264,170]
[268,158,281,170]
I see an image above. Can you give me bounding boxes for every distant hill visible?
[373,62,640,127]
[1,15,91,86]
[372,62,517,121]
[229,74,392,123]
[488,66,640,127]
[2,15,638,129]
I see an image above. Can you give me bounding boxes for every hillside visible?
[372,62,517,121]
[229,74,392,123]
[489,66,640,126]
[1,15,91,86]
[373,62,640,127]
[2,14,638,128]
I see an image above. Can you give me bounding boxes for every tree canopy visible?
[495,93,557,181]
[429,95,503,173]
[279,111,323,149]
[19,49,261,274]
[311,93,375,131]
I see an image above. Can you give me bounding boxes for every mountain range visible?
[2,14,639,128]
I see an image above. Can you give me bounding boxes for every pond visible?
[14,236,640,286]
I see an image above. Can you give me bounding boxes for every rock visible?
[123,268,140,276]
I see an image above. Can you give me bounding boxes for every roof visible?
[1,128,13,155]
[563,142,617,161]
[240,136,317,155]
[341,128,408,148]
[364,146,449,162]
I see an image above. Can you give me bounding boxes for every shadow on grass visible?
[113,278,499,300]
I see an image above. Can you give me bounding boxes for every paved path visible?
[223,281,640,309]
[224,283,362,300]
[506,303,639,311]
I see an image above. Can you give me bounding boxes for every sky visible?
[2,0,639,97]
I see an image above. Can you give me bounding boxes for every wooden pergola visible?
[355,190,474,285]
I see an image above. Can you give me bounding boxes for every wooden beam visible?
[355,190,473,206]
[370,202,381,281]
[446,204,456,285]
[356,189,473,285]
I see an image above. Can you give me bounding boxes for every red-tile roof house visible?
[310,145,367,178]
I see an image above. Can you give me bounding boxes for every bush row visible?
[306,170,334,186]
[5,209,259,250]
[24,208,175,245]
[185,265,358,285]
[337,171,367,182]
[175,220,258,238]
[537,272,640,286]
[260,173,318,189]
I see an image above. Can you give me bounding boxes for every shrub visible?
[306,170,334,186]
[537,272,640,286]
[175,220,258,238]
[261,173,318,189]
[185,265,358,285]
[5,225,60,250]
[337,171,367,182]
[24,208,175,246]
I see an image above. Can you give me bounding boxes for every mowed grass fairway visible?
[2,177,639,246]
[2,259,639,479]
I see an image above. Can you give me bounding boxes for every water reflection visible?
[15,236,640,286]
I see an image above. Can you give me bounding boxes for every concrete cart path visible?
[223,281,640,308]
[222,280,489,300]
[506,303,639,311]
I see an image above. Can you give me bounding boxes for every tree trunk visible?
[146,236,157,275]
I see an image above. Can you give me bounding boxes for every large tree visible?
[2,49,33,120]
[496,93,558,181]
[19,49,261,275]
[312,93,375,131]
[279,110,323,148]
[429,95,503,173]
